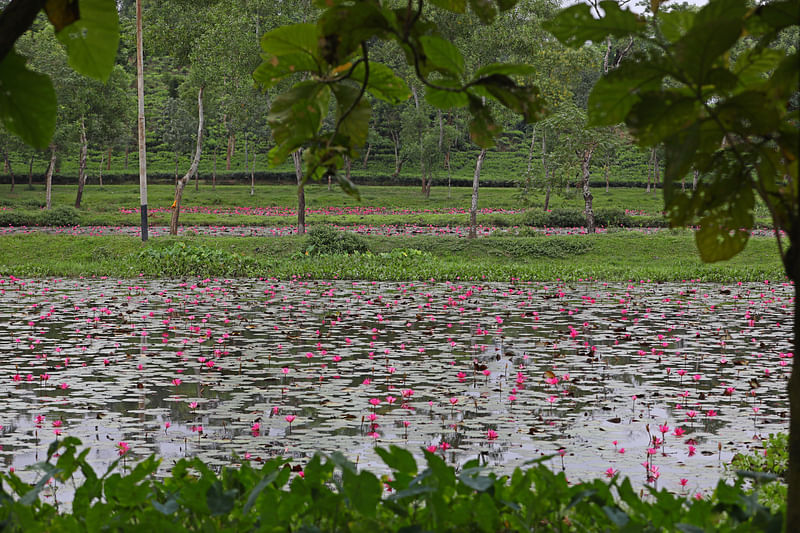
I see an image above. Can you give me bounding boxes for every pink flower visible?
[605,467,616,478]
[171,378,182,386]
[449,397,458,406]
[426,445,438,453]
[285,415,296,424]
[386,396,397,405]
[369,398,381,407]
[688,445,697,457]
[680,478,688,487]
[658,424,669,434]
[673,427,686,437]
[117,442,130,456]
[440,442,451,450]
[189,401,198,409]
[487,429,499,440]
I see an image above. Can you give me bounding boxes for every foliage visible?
[136,242,259,277]
[39,205,80,226]
[304,225,368,256]
[730,433,788,513]
[0,0,120,149]
[252,0,546,190]
[0,437,784,532]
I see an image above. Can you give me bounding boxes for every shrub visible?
[521,208,549,227]
[39,206,80,226]
[547,208,585,227]
[304,225,368,255]
[595,208,631,227]
[135,243,259,277]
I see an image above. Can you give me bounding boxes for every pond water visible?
[0,277,792,499]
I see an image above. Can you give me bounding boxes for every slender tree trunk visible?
[226,132,234,170]
[391,131,403,178]
[2,146,13,192]
[604,160,610,193]
[250,150,256,196]
[542,132,551,211]
[468,149,486,239]
[692,168,698,190]
[99,150,104,188]
[27,154,34,189]
[174,152,179,184]
[170,87,204,235]
[653,150,661,188]
[45,146,55,210]
[124,144,129,171]
[293,149,305,234]
[212,143,217,190]
[362,143,371,170]
[646,149,653,193]
[106,147,112,170]
[525,126,537,192]
[580,146,596,232]
[445,150,451,199]
[244,137,248,174]
[75,116,88,209]
[136,0,148,241]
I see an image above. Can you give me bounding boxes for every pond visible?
[0,277,792,500]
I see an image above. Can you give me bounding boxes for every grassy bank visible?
[0,231,784,282]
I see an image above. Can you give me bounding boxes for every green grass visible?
[0,231,784,281]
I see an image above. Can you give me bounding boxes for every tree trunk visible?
[445,150,451,199]
[45,146,56,210]
[170,87,204,235]
[646,149,653,193]
[362,143,371,170]
[468,149,486,239]
[99,150,104,188]
[654,150,661,188]
[244,137,248,174]
[124,144,129,170]
[75,116,88,209]
[174,152,179,184]
[542,132,550,211]
[212,143,217,190]
[2,146,13,192]
[106,147,112,170]
[250,150,256,196]
[226,132,235,170]
[391,131,403,178]
[136,0,148,241]
[604,161,610,193]
[293,149,305,234]
[27,154,34,189]
[692,168,698,190]
[580,146,596,232]
[525,126,536,192]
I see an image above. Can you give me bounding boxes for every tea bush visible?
[39,206,81,226]
[0,438,784,532]
[304,225,368,255]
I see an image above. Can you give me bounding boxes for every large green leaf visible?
[467,96,500,147]
[253,53,319,89]
[587,56,667,126]
[331,83,371,147]
[0,50,57,150]
[260,23,319,58]
[627,90,699,146]
[469,0,496,23]
[420,35,465,78]
[733,48,784,87]
[543,1,644,48]
[658,9,695,43]
[673,17,743,86]
[267,81,331,164]
[477,76,545,123]
[474,63,536,78]
[376,446,418,475]
[342,469,381,517]
[350,62,411,104]
[425,81,469,109]
[54,0,119,82]
[318,3,392,63]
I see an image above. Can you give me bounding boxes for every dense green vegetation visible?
[0,230,783,281]
[0,437,784,532]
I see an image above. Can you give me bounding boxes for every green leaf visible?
[674,17,743,85]
[544,1,644,48]
[242,470,279,514]
[733,48,783,87]
[477,75,545,123]
[55,0,119,81]
[152,497,179,515]
[420,35,465,78]
[429,0,467,13]
[475,493,500,532]
[336,173,361,201]
[342,469,381,517]
[318,3,392,62]
[658,9,695,43]
[603,506,630,527]
[261,23,319,58]
[376,446,418,475]
[253,53,320,89]
[474,63,536,78]
[0,50,57,149]
[206,481,236,516]
[425,85,469,109]
[267,81,331,164]
[469,0,496,23]
[331,83,371,147]
[458,472,493,492]
[350,62,411,104]
[627,91,699,146]
[467,96,500,148]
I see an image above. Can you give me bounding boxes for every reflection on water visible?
[0,277,792,496]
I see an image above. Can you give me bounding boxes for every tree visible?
[253,0,546,196]
[547,0,798,522]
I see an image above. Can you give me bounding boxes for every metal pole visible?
[136,0,148,241]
